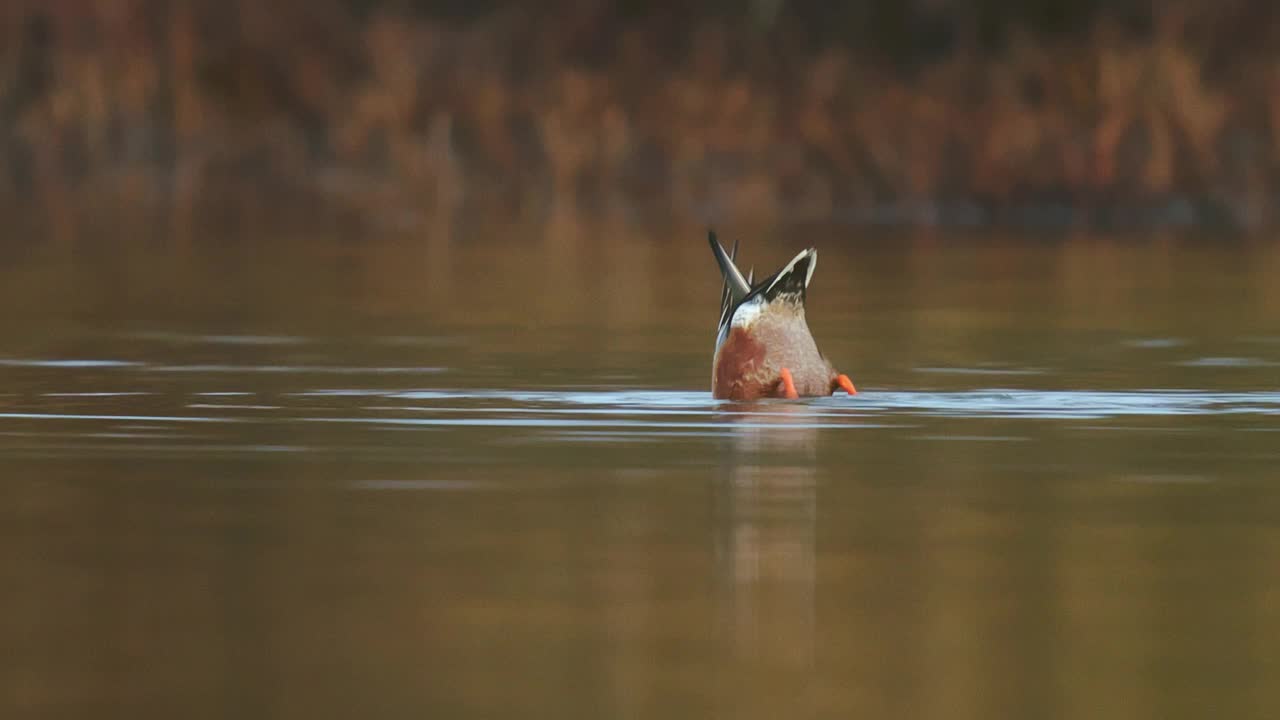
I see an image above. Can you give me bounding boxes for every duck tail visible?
[709,230,751,303]
[759,248,817,305]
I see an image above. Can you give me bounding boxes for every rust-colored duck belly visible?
[712,326,837,400]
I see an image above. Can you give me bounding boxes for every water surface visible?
[2,224,1279,719]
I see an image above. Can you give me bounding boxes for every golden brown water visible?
[2,219,1279,719]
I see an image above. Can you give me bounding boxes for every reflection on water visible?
[717,408,818,718]
[2,228,1280,719]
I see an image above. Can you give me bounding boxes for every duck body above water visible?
[707,231,856,400]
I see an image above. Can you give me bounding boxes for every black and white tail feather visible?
[709,230,817,348]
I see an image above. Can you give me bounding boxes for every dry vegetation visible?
[3,1,1280,227]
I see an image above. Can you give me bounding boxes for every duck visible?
[709,231,857,400]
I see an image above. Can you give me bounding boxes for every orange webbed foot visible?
[778,367,799,399]
[835,374,857,396]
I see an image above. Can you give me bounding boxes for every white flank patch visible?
[731,296,765,328]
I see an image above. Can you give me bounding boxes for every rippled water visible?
[3,225,1279,718]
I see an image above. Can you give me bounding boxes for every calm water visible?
[3,221,1280,719]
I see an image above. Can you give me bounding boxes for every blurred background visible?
[4,0,1280,231]
[3,3,1280,720]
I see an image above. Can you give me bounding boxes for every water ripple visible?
[0,358,141,368]
[303,387,1280,420]
[1,390,1277,443]
[147,364,445,374]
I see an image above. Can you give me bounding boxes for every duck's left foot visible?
[835,374,857,395]
[778,367,799,399]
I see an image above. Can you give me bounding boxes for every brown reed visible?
[1,1,1277,227]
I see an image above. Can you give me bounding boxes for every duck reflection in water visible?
[715,403,819,717]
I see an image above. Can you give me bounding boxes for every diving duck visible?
[709,231,857,400]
